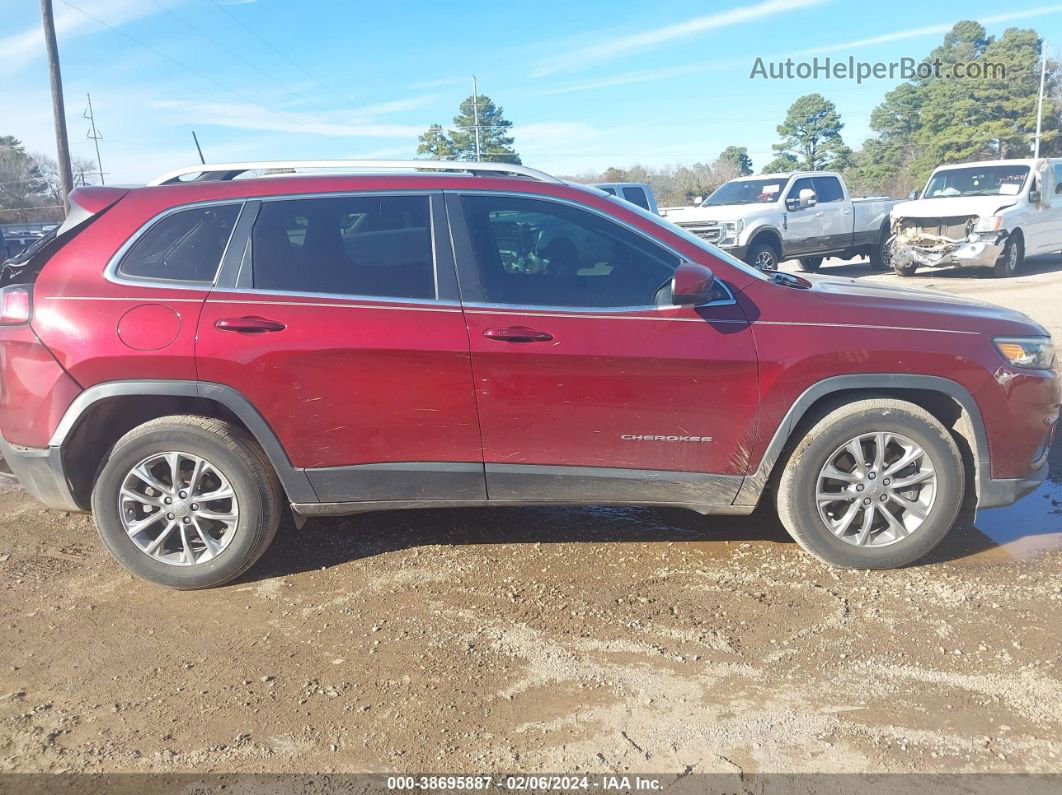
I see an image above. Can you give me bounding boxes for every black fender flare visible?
[50,380,317,503]
[734,373,989,506]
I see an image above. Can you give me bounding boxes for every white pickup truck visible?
[661,171,896,272]
[889,158,1062,278]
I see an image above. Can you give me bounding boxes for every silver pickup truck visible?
[662,171,896,272]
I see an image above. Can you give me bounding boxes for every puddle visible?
[972,477,1062,560]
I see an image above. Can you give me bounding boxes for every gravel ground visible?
[0,257,1060,777]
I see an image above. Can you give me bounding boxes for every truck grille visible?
[676,222,723,243]
[896,215,976,240]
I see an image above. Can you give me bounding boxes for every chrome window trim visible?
[459,280,737,315]
[105,198,246,292]
[205,290,461,311]
[245,190,442,303]
[450,190,739,314]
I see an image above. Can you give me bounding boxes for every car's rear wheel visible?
[91,416,281,589]
[775,398,965,569]
[798,256,823,272]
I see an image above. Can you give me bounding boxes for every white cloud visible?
[539,2,1062,95]
[0,0,179,76]
[533,0,830,77]
[150,100,427,138]
[790,4,1062,57]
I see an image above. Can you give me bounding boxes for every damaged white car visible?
[889,158,1062,278]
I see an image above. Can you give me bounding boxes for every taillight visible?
[0,286,32,325]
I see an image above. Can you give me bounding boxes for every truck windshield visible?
[924,165,1030,198]
[704,178,784,206]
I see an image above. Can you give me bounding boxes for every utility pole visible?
[1034,39,1048,159]
[40,0,74,210]
[84,93,105,185]
[472,75,481,161]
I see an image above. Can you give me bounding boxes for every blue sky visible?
[3,0,1061,183]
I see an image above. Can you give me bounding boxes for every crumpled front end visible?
[891,214,1004,269]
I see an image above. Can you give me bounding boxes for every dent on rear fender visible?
[0,328,82,447]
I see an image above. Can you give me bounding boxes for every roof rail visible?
[147,159,563,186]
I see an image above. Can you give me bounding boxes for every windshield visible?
[604,195,767,282]
[923,165,1030,198]
[704,178,785,206]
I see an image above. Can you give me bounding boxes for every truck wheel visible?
[798,257,823,272]
[868,232,891,271]
[746,240,779,272]
[775,398,964,569]
[993,232,1023,278]
[91,416,282,590]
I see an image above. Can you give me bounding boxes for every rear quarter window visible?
[118,204,241,283]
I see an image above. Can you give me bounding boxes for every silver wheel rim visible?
[119,451,239,566]
[815,432,936,548]
[754,249,777,271]
[1007,241,1019,271]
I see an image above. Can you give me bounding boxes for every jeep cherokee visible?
[0,160,1056,589]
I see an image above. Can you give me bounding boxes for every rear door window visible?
[812,176,844,203]
[621,187,651,210]
[118,204,241,283]
[250,195,435,299]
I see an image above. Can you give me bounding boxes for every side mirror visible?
[1029,189,1041,205]
[671,261,717,307]
[908,190,920,201]
[799,188,817,209]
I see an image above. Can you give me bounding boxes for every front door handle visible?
[215,316,287,334]
[483,326,554,343]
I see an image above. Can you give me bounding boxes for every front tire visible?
[775,398,965,569]
[746,240,780,272]
[91,416,282,589]
[798,257,823,272]
[993,232,1023,278]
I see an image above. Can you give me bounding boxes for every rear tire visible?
[868,230,891,271]
[91,416,282,589]
[798,257,823,272]
[774,398,964,569]
[993,232,1023,278]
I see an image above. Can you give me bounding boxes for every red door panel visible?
[196,293,481,470]
[463,304,759,475]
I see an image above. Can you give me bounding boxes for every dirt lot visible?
[1,257,1060,777]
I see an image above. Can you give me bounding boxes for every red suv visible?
[0,160,1057,588]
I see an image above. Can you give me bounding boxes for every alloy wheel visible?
[815,432,937,547]
[119,451,239,566]
[754,249,777,271]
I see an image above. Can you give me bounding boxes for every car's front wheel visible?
[91,415,282,589]
[775,398,965,569]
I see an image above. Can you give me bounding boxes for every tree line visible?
[0,136,97,224]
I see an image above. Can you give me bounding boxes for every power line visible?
[206,0,351,106]
[60,0,321,140]
[149,0,332,115]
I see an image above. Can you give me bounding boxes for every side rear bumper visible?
[0,435,82,513]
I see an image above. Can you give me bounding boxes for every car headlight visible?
[719,220,744,242]
[975,215,1004,232]
[994,336,1055,369]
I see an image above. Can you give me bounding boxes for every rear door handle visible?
[215,316,287,334]
[483,326,554,343]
